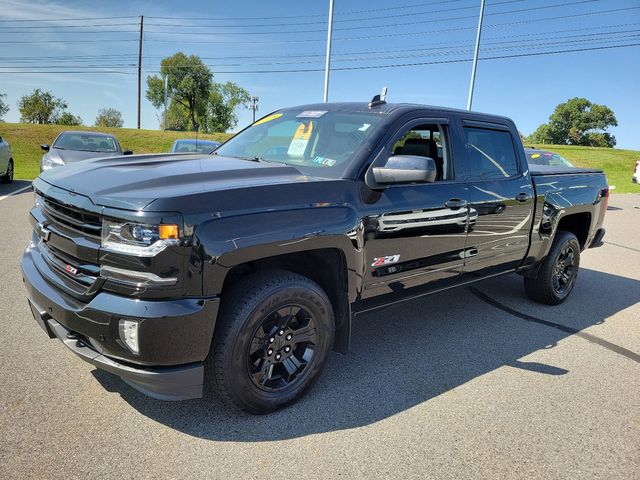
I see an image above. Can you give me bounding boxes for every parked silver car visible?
[41,131,132,171]
[0,134,14,183]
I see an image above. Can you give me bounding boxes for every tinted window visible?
[54,133,118,152]
[214,110,385,179]
[464,127,518,180]
[390,124,450,181]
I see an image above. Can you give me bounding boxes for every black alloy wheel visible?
[524,230,581,305]
[248,305,319,390]
[209,269,334,413]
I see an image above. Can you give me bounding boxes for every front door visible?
[359,119,470,304]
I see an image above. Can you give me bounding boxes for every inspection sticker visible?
[297,110,327,118]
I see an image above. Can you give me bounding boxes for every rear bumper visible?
[22,247,220,401]
[589,228,606,248]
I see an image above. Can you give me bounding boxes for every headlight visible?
[41,155,64,170]
[102,219,179,256]
[34,192,43,207]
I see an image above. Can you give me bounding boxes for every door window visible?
[391,124,450,181]
[464,127,518,180]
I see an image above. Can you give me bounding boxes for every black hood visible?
[38,153,319,211]
[47,147,121,164]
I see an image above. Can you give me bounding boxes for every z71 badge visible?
[371,254,401,267]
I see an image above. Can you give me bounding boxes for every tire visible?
[209,269,334,414]
[524,230,581,305]
[0,159,13,184]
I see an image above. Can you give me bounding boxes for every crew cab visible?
[22,100,608,413]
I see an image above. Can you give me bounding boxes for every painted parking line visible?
[0,184,32,201]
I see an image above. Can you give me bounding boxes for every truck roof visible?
[279,102,513,123]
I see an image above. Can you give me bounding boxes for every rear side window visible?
[464,127,518,180]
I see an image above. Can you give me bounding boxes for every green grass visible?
[1,123,638,193]
[529,144,640,194]
[0,123,233,180]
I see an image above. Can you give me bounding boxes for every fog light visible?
[119,319,139,354]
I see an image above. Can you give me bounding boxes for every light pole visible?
[250,96,259,123]
[467,0,485,111]
[323,0,335,103]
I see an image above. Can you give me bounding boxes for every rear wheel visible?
[209,270,334,414]
[0,159,13,184]
[524,230,580,305]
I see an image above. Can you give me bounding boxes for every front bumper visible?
[22,248,220,401]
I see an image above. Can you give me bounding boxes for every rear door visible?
[360,116,470,302]
[457,119,534,277]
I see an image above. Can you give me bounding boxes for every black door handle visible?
[445,198,468,209]
[515,193,529,203]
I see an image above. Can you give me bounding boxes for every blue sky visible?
[1,0,639,149]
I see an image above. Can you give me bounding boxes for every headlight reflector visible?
[102,219,179,256]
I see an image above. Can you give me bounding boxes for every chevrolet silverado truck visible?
[22,100,608,413]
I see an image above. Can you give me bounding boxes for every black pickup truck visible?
[22,101,608,413]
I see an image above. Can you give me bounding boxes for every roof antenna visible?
[369,86,388,108]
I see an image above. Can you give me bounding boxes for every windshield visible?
[527,151,574,167]
[173,140,220,153]
[54,133,118,153]
[214,109,386,178]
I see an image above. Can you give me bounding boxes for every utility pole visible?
[249,96,259,123]
[467,0,485,111]
[137,15,144,129]
[163,75,168,131]
[323,0,335,103]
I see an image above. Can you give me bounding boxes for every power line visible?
[142,6,640,44]
[141,0,605,36]
[0,39,640,75]
[144,0,473,22]
[0,15,140,23]
[143,0,528,29]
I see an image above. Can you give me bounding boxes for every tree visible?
[95,108,123,128]
[18,89,67,124]
[530,98,617,148]
[202,81,250,133]
[55,111,83,126]
[146,52,212,131]
[0,93,9,120]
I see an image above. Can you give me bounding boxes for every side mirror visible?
[123,150,133,155]
[372,155,437,185]
[41,144,50,152]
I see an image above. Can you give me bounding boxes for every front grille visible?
[42,196,102,239]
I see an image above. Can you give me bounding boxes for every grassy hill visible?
[1,123,638,193]
[0,123,233,180]
[529,144,640,194]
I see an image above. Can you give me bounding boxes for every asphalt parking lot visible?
[0,184,638,479]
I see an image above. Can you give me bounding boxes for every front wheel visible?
[524,230,581,305]
[209,270,334,413]
[0,159,13,184]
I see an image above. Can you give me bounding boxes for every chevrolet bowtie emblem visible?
[38,223,51,242]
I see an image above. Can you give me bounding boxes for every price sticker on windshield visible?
[288,121,314,157]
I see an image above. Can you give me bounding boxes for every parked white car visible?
[0,134,14,183]
[633,160,640,184]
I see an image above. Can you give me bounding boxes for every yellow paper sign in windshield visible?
[254,113,283,126]
[293,121,313,140]
[288,121,314,157]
